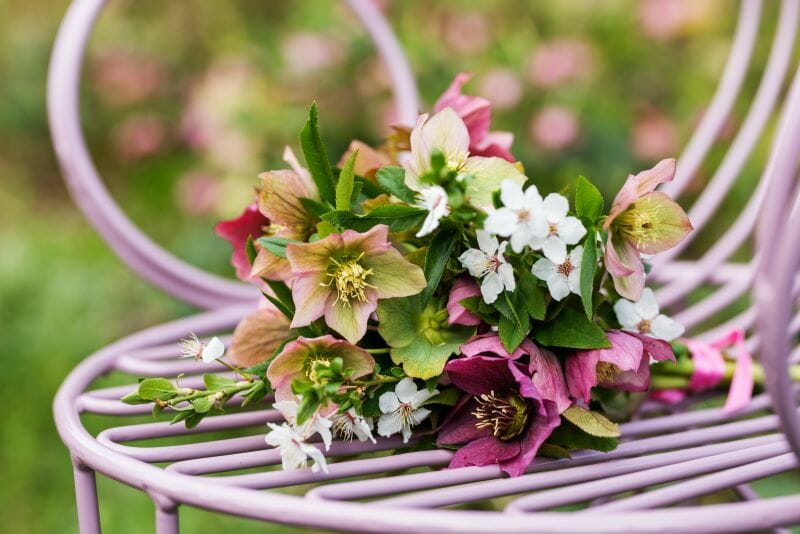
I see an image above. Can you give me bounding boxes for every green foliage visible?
[579,233,598,319]
[335,148,358,211]
[256,236,299,259]
[376,166,417,203]
[299,102,336,205]
[575,175,605,223]
[533,307,611,349]
[245,235,258,264]
[561,405,621,437]
[517,270,547,321]
[322,204,427,233]
[420,227,456,307]
[137,378,177,401]
[547,419,619,453]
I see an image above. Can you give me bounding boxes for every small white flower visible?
[416,185,451,237]
[332,408,376,443]
[458,230,516,304]
[532,245,583,301]
[377,377,438,443]
[614,287,685,342]
[265,423,329,473]
[529,193,586,264]
[178,334,225,363]
[273,399,333,450]
[483,180,548,253]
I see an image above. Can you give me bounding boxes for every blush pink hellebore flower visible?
[447,276,483,326]
[566,330,675,404]
[215,202,270,282]
[603,158,692,300]
[267,335,375,402]
[434,72,516,162]
[285,224,426,344]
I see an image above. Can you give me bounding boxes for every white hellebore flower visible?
[614,287,685,342]
[529,193,586,264]
[532,245,583,301]
[404,107,525,208]
[484,180,548,253]
[332,408,376,443]
[178,334,225,363]
[273,399,333,451]
[377,377,438,443]
[458,230,516,304]
[265,423,329,473]
[416,185,450,237]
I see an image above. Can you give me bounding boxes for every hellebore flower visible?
[267,335,375,401]
[433,72,516,162]
[214,202,270,282]
[531,245,583,302]
[528,193,586,264]
[377,377,438,443]
[437,356,560,477]
[614,287,685,342]
[338,140,391,182]
[483,180,548,253]
[178,334,225,363]
[250,147,321,281]
[566,330,675,403]
[460,333,571,413]
[447,276,483,326]
[404,107,525,208]
[286,224,426,343]
[603,158,692,300]
[458,230,515,304]
[415,185,451,237]
[229,304,291,367]
[332,408,376,443]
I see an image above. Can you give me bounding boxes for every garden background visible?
[2,0,798,532]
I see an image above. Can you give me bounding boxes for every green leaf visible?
[376,166,416,203]
[170,411,193,425]
[420,228,456,307]
[377,296,474,379]
[256,236,299,259]
[336,149,358,211]
[495,292,525,328]
[499,313,529,353]
[204,374,237,391]
[299,102,336,205]
[265,280,295,315]
[120,391,149,405]
[316,220,338,238]
[298,197,331,218]
[517,270,547,321]
[191,395,215,414]
[322,205,427,233]
[245,235,258,265]
[575,175,604,223]
[421,386,462,407]
[532,307,610,349]
[137,378,177,401]
[547,419,619,452]
[562,405,621,437]
[184,412,206,429]
[538,443,572,459]
[580,234,598,319]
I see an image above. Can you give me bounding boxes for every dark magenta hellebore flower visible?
[214,202,269,282]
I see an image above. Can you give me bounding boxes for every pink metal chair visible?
[49,0,800,532]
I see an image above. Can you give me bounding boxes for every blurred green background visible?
[2,0,798,532]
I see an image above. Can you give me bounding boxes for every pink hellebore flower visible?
[447,277,482,326]
[215,202,270,282]
[460,333,571,413]
[286,224,427,344]
[566,330,675,404]
[603,159,692,301]
[251,147,321,282]
[437,356,560,477]
[434,72,515,162]
[267,335,375,402]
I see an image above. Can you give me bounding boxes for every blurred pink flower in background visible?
[281,32,344,76]
[526,39,594,89]
[529,105,579,151]
[112,114,167,161]
[478,69,523,110]
[91,50,165,105]
[639,0,719,41]
[175,172,222,217]
[442,12,490,55]
[631,112,679,160]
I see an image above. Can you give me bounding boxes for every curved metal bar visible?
[662,0,762,198]
[47,0,420,310]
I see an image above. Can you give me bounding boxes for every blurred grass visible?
[1,0,799,532]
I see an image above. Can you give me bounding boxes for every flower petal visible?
[484,208,518,237]
[395,377,419,404]
[547,274,570,301]
[448,435,521,471]
[605,158,676,227]
[214,202,269,281]
[634,287,660,320]
[542,193,569,222]
[650,314,685,342]
[557,216,587,245]
[461,156,526,208]
[500,179,525,210]
[445,355,518,396]
[362,248,427,299]
[250,248,290,281]
[422,107,471,170]
[605,236,645,301]
[286,233,344,275]
[436,396,493,445]
[289,273,331,328]
[379,391,400,414]
[476,230,499,254]
[230,307,291,368]
[627,192,693,254]
[498,262,516,292]
[541,236,567,265]
[447,277,483,326]
[480,272,504,304]
[613,298,641,330]
[323,290,378,343]
[531,257,557,282]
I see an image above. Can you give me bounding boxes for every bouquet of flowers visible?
[123,74,696,476]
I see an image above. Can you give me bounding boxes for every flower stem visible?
[651,359,800,387]
[216,358,254,382]
[365,347,390,355]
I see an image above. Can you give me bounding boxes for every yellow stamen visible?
[321,252,376,307]
[472,390,529,441]
[595,361,621,384]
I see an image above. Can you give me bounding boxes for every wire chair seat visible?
[49,0,800,532]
